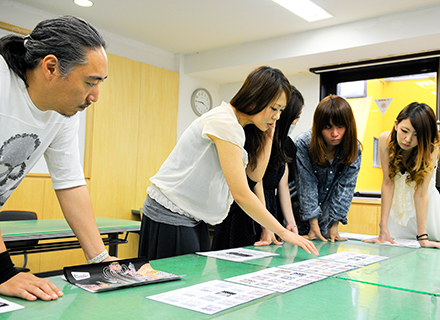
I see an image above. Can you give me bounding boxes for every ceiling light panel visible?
[272,0,332,22]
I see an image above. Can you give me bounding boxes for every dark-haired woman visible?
[139,67,318,260]
[212,85,305,248]
[292,95,362,242]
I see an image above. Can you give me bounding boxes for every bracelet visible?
[0,251,19,284]
[87,250,109,264]
[416,233,428,241]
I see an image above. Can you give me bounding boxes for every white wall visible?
[286,73,320,139]
[0,1,176,71]
[175,55,221,139]
[184,4,440,83]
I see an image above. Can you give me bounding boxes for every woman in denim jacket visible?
[292,95,362,242]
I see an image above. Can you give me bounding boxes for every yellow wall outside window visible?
[348,76,437,192]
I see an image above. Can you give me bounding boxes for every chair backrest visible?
[0,210,38,221]
[0,210,39,251]
[0,210,38,272]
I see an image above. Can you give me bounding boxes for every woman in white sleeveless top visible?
[366,102,440,248]
[139,66,318,260]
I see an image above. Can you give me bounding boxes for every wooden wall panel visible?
[136,63,179,208]
[1,176,46,214]
[339,200,381,235]
[88,53,142,221]
[2,176,94,271]
[88,53,143,259]
[41,179,63,220]
[39,247,86,271]
[88,53,179,259]
[2,177,44,271]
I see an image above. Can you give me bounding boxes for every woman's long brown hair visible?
[310,95,360,166]
[388,102,439,187]
[231,66,291,170]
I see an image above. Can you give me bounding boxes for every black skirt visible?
[211,201,259,250]
[211,178,259,250]
[138,214,211,261]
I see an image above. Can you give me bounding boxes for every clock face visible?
[191,88,212,116]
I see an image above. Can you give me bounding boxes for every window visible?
[311,52,440,195]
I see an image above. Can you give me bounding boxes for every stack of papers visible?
[226,252,387,293]
[278,259,360,276]
[226,267,326,293]
[318,251,389,265]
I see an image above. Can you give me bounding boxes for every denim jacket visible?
[293,129,362,234]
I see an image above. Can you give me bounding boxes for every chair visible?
[0,210,39,272]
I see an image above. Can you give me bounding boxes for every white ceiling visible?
[12,0,440,54]
[10,0,440,83]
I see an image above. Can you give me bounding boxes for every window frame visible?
[310,51,440,117]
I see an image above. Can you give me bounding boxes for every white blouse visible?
[148,102,248,225]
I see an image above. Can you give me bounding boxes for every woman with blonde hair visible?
[365,102,440,248]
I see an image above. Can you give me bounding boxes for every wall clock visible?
[191,88,213,116]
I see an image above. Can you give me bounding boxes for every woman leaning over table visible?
[212,85,305,249]
[365,102,440,248]
[138,66,318,260]
[291,95,362,242]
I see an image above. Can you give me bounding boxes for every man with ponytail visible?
[0,16,113,301]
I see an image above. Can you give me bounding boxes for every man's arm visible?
[0,184,113,301]
[55,185,112,261]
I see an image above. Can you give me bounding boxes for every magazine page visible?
[226,267,326,293]
[196,248,279,262]
[148,280,274,315]
[64,258,183,293]
[339,233,421,248]
[318,251,388,266]
[225,251,387,293]
[0,297,23,314]
[278,259,360,276]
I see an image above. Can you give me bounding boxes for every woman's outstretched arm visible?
[365,132,396,244]
[209,134,318,255]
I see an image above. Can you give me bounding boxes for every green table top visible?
[1,240,438,319]
[238,239,416,268]
[337,242,440,296]
[242,240,440,296]
[0,217,140,240]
